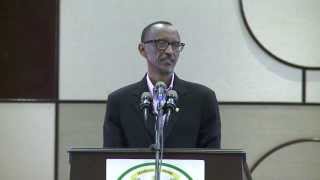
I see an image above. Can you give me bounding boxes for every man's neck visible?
[148,72,173,86]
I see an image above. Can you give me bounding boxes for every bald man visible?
[103,21,221,148]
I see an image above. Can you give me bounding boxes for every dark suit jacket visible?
[103,75,221,148]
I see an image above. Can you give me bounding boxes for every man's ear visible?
[138,43,147,58]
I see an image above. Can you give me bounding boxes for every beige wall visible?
[59,0,307,102]
[1,103,319,179]
[0,104,55,180]
[56,104,320,180]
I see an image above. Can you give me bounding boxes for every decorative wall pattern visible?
[240,0,320,69]
[1,1,319,180]
[59,0,311,102]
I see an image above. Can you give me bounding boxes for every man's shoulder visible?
[178,78,219,107]
[108,81,141,98]
[108,81,141,100]
[179,78,216,96]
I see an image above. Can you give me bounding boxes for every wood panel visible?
[0,0,58,99]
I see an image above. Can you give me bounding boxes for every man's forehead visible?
[152,23,172,30]
[146,24,180,40]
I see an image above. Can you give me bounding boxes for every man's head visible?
[138,21,184,76]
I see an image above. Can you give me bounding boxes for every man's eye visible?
[157,41,168,45]
[172,42,180,47]
[157,41,168,47]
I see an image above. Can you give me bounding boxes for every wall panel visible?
[57,103,320,180]
[0,0,57,99]
[307,71,320,103]
[0,103,55,180]
[58,103,105,180]
[59,0,302,101]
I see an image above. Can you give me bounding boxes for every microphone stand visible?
[151,82,172,180]
[153,101,165,180]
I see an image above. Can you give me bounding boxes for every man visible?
[103,21,221,148]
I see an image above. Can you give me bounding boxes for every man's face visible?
[140,24,181,75]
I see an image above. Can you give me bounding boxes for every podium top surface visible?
[68,148,245,155]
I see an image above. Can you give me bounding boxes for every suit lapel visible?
[164,75,188,141]
[130,75,155,141]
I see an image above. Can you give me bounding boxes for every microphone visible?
[166,90,178,111]
[140,92,152,122]
[154,81,167,111]
[165,90,178,125]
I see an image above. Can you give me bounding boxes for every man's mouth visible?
[160,57,174,64]
[161,59,174,66]
[164,61,172,66]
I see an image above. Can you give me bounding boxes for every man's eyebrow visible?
[155,39,181,42]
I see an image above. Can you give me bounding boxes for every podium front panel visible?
[69,148,246,180]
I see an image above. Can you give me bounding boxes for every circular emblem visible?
[118,162,192,180]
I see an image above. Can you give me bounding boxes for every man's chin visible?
[159,68,174,75]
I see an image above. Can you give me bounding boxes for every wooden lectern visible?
[69,148,249,180]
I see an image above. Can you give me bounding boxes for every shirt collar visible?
[146,73,175,96]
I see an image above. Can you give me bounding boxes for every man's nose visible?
[165,44,174,54]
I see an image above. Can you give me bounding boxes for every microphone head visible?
[167,90,178,100]
[154,81,167,104]
[140,92,152,110]
[140,92,152,101]
[155,81,167,90]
